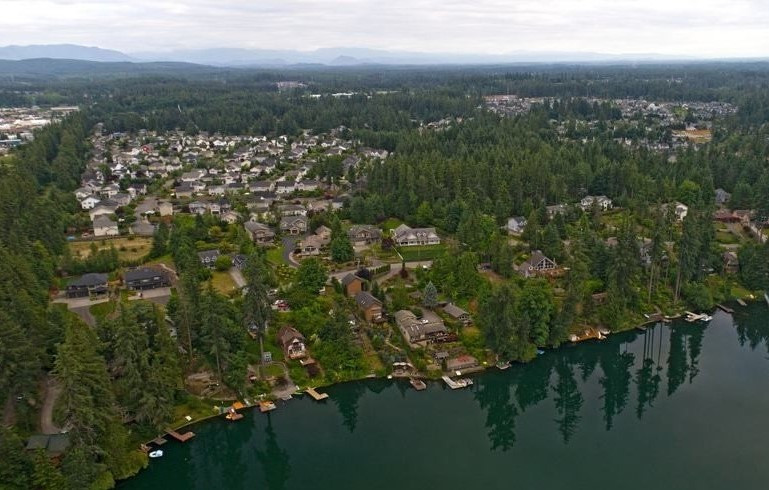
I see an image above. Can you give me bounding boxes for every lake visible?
[120,304,769,490]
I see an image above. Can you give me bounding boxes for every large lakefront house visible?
[391,224,440,247]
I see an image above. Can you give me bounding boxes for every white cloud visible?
[1,0,767,58]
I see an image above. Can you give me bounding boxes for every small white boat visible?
[149,450,163,458]
[701,315,713,322]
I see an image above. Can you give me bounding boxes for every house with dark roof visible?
[443,303,471,326]
[341,273,365,297]
[355,291,383,322]
[277,326,307,359]
[347,225,382,246]
[93,215,119,237]
[280,215,308,235]
[517,250,557,278]
[244,220,275,244]
[123,267,170,290]
[66,273,108,298]
[198,249,220,268]
[394,310,447,344]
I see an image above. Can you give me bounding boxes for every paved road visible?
[281,236,300,267]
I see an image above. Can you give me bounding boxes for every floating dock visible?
[166,429,195,442]
[409,378,427,391]
[151,436,168,446]
[306,387,329,401]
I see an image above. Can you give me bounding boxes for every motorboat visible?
[149,450,163,458]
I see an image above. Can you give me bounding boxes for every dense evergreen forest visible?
[1,62,769,488]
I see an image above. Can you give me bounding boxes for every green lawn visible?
[266,247,287,266]
[210,270,238,295]
[397,244,447,262]
[89,301,116,321]
[715,231,739,244]
[379,217,403,232]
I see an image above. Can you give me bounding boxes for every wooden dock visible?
[717,304,734,314]
[165,428,195,442]
[306,387,329,401]
[258,401,277,413]
[151,436,168,446]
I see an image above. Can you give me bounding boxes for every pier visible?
[718,304,734,314]
[306,387,329,401]
[165,428,195,442]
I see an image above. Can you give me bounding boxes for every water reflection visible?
[470,320,722,450]
[255,417,291,490]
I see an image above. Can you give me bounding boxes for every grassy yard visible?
[210,270,238,295]
[89,300,116,321]
[69,236,153,262]
[379,217,403,232]
[266,247,287,266]
[397,244,447,262]
[715,231,739,244]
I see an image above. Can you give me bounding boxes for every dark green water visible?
[121,305,769,490]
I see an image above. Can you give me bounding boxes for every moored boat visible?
[149,450,163,458]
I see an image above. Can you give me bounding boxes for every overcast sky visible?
[3,0,768,58]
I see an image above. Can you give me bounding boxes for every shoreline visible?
[143,297,758,452]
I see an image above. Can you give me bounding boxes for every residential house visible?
[244,220,276,244]
[341,273,365,297]
[66,273,108,298]
[391,224,440,247]
[174,182,194,198]
[277,326,307,360]
[129,219,155,236]
[674,202,689,221]
[80,195,101,210]
[299,234,324,256]
[198,249,220,268]
[278,204,307,217]
[111,192,131,207]
[88,201,119,221]
[188,201,208,215]
[276,181,296,194]
[221,210,240,224]
[446,355,479,372]
[505,216,527,234]
[394,310,447,344]
[517,250,557,278]
[715,188,731,205]
[580,195,613,211]
[157,201,174,217]
[296,180,319,192]
[181,169,206,182]
[355,291,383,323]
[93,215,119,237]
[280,216,308,235]
[124,267,170,290]
[546,204,568,219]
[249,180,275,193]
[315,225,332,241]
[347,225,382,246]
[443,303,472,326]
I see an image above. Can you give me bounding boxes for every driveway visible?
[229,268,246,288]
[330,260,433,285]
[134,196,158,219]
[281,236,300,267]
[129,287,172,305]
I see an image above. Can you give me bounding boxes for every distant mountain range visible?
[0,43,709,67]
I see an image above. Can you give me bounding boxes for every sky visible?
[2,0,769,58]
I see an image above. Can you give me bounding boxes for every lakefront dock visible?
[165,428,195,442]
[306,387,329,401]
